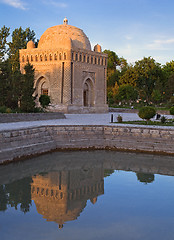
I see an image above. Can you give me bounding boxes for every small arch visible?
[49,54,52,61]
[91,56,93,64]
[87,56,89,63]
[22,56,25,62]
[75,53,78,61]
[59,53,62,60]
[95,57,97,64]
[35,55,38,62]
[98,58,100,65]
[79,54,82,62]
[31,55,33,62]
[64,53,66,60]
[44,54,47,61]
[101,58,103,65]
[26,55,29,62]
[83,78,94,107]
[83,55,86,62]
[54,54,57,60]
[72,52,74,60]
[40,55,42,61]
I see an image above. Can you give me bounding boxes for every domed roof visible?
[38,20,91,51]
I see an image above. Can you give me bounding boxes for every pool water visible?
[0,150,174,240]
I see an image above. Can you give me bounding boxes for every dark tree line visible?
[0,26,36,112]
[105,50,174,107]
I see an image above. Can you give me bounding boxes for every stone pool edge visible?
[0,124,174,164]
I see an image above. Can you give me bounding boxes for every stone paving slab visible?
[0,112,173,131]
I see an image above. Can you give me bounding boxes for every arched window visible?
[49,54,52,61]
[98,58,100,65]
[59,53,62,60]
[35,55,38,62]
[79,54,82,62]
[76,53,78,61]
[72,52,74,60]
[26,55,29,62]
[64,53,66,60]
[91,56,93,64]
[45,55,47,61]
[54,54,57,60]
[40,55,42,61]
[101,58,103,65]
[31,55,33,62]
[22,56,25,62]
[87,56,89,63]
[95,57,97,64]
[84,55,86,62]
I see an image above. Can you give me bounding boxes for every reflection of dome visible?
[38,19,91,51]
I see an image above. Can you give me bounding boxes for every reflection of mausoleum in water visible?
[31,167,104,228]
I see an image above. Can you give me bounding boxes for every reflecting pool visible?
[1,151,174,240]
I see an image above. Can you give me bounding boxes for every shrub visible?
[138,106,156,121]
[170,106,174,115]
[161,116,167,124]
[0,106,7,113]
[6,108,12,113]
[117,114,123,123]
[39,95,50,108]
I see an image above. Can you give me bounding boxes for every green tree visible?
[119,65,138,87]
[151,89,162,104]
[134,57,162,103]
[0,60,12,107]
[117,84,138,104]
[0,25,10,62]
[8,27,35,72]
[138,106,156,121]
[20,63,35,112]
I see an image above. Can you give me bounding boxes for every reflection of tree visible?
[136,173,155,184]
[104,169,114,178]
[0,185,7,211]
[0,177,32,213]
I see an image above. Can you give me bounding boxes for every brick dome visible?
[38,22,91,51]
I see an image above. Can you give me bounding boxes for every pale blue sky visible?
[0,0,174,64]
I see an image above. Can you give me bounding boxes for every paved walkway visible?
[0,112,173,131]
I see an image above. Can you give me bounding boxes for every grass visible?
[115,120,174,126]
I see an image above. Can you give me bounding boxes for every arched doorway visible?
[83,78,94,107]
[41,81,49,95]
[35,76,50,97]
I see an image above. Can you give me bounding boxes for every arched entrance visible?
[35,76,50,97]
[83,78,94,107]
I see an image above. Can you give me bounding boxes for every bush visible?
[161,116,167,124]
[138,106,156,121]
[170,106,174,115]
[6,108,12,113]
[39,95,50,108]
[117,114,123,123]
[0,106,7,113]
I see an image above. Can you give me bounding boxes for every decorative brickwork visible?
[19,19,108,113]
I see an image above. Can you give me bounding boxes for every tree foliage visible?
[0,25,10,62]
[138,106,156,121]
[8,27,36,72]
[39,94,50,108]
[20,63,35,112]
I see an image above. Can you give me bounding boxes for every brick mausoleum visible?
[20,18,108,113]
